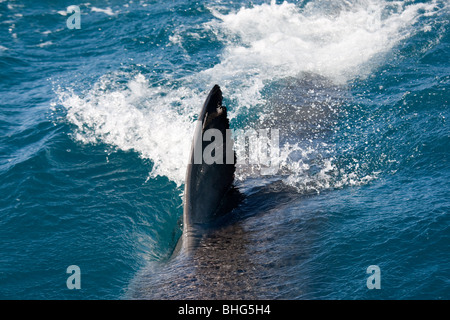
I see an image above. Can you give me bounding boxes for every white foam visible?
[206,0,441,84]
[58,74,200,186]
[37,41,53,48]
[91,7,116,16]
[57,0,445,192]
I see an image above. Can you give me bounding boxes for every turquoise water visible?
[0,0,449,299]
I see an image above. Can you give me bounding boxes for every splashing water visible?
[58,0,444,192]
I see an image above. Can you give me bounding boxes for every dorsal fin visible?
[182,85,236,246]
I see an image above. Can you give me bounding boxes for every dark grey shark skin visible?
[126,77,343,299]
[180,85,237,253]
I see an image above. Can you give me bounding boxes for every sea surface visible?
[0,0,449,299]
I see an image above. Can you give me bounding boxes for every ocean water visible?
[0,0,449,299]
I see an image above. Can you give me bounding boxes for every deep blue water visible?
[0,0,449,299]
